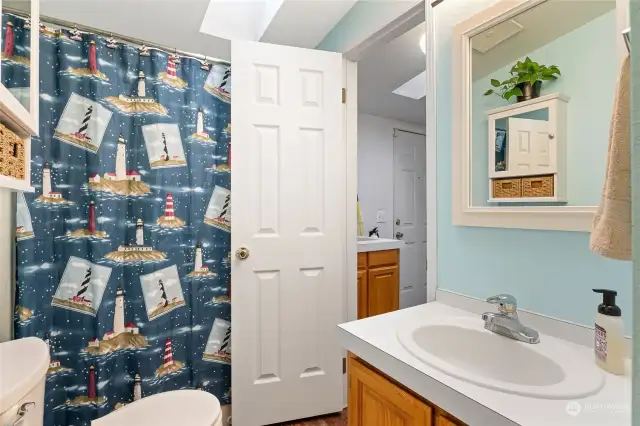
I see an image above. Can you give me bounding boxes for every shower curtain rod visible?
[3,6,231,65]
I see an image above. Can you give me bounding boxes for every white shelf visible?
[0,175,34,192]
[486,92,570,116]
[487,197,566,204]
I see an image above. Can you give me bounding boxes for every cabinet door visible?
[349,356,432,426]
[435,413,462,426]
[367,266,399,317]
[357,269,368,319]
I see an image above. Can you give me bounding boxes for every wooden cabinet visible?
[357,249,399,319]
[348,355,467,426]
[348,355,432,426]
[434,412,461,426]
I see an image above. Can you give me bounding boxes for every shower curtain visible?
[9,13,232,426]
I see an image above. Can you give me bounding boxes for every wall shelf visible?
[0,2,40,192]
[488,93,569,203]
[0,174,34,192]
[488,197,566,204]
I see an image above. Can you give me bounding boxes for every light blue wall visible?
[472,10,617,206]
[317,1,419,52]
[435,2,632,333]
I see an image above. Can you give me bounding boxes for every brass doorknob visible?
[236,247,250,260]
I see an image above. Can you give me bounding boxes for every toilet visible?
[93,390,223,426]
[0,337,49,426]
[0,337,223,426]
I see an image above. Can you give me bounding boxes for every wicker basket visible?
[0,123,25,181]
[492,178,522,198]
[522,175,554,198]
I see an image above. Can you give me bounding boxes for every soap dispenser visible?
[593,289,625,375]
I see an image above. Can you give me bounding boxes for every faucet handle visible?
[486,294,517,314]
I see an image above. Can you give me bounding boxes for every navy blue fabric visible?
[10,15,231,426]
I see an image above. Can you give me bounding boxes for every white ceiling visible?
[260,0,358,48]
[471,0,615,80]
[39,0,232,61]
[358,23,426,125]
[38,0,363,62]
[199,0,358,49]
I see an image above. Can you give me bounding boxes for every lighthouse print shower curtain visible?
[9,13,232,426]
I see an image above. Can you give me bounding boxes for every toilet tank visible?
[0,337,50,426]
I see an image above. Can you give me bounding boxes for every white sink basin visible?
[357,236,375,241]
[397,317,604,399]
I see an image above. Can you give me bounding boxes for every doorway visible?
[354,7,430,311]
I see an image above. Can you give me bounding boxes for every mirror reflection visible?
[2,2,32,111]
[470,0,617,206]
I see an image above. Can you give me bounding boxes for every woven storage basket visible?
[0,123,24,181]
[492,178,521,198]
[522,175,554,198]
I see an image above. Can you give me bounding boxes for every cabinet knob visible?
[548,133,555,139]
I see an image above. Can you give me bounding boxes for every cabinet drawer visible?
[492,177,521,198]
[357,252,367,270]
[522,175,554,197]
[367,249,399,268]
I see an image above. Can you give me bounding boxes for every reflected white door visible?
[231,41,345,426]
[393,129,426,309]
[507,117,552,176]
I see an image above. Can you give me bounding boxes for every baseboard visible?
[435,289,631,356]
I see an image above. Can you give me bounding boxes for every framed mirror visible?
[1,0,39,136]
[452,0,624,231]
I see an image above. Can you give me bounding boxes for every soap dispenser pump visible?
[593,289,625,375]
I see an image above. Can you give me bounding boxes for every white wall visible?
[358,113,424,238]
[0,189,14,342]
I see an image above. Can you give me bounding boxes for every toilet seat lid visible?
[0,337,49,413]
[92,390,221,426]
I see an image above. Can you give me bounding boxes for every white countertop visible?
[357,237,404,252]
[338,302,631,426]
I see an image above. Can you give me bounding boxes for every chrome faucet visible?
[481,294,540,344]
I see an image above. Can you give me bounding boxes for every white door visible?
[393,129,426,309]
[231,41,345,426]
[507,117,552,176]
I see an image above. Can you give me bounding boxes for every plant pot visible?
[516,80,542,102]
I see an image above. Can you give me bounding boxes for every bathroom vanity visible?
[349,354,465,426]
[356,238,403,319]
[340,302,630,426]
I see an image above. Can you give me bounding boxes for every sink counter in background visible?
[339,302,631,426]
[357,237,404,252]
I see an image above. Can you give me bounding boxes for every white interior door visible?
[231,41,345,426]
[507,117,553,176]
[393,129,426,309]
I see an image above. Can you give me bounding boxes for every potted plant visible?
[484,57,561,102]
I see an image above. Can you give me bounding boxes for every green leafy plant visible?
[484,57,561,101]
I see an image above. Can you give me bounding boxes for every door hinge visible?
[342,357,347,374]
[342,88,346,104]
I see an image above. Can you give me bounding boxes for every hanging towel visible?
[590,56,631,260]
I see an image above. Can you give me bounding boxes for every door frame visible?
[343,0,438,314]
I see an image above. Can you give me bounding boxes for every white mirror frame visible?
[0,0,39,138]
[451,0,599,232]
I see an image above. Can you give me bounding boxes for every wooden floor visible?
[275,410,348,426]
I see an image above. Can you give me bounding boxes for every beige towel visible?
[590,56,631,260]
